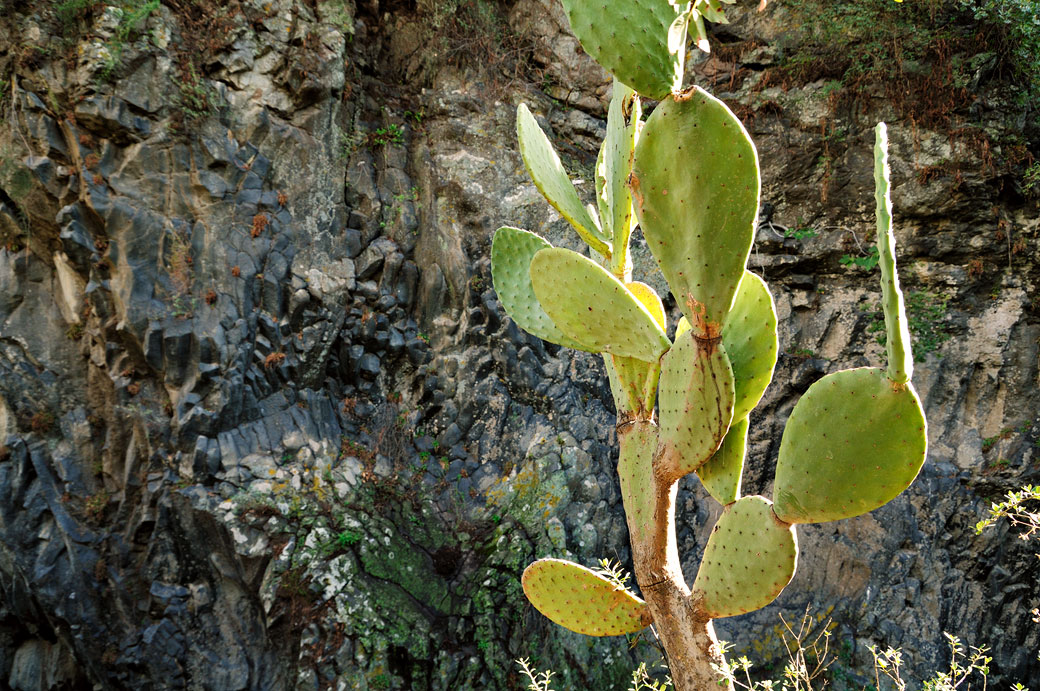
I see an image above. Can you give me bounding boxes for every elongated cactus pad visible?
[491,227,589,351]
[599,79,641,275]
[617,421,659,546]
[516,104,609,256]
[632,87,760,338]
[559,0,691,99]
[724,271,778,422]
[697,416,747,505]
[522,558,652,636]
[773,367,927,524]
[874,123,913,384]
[692,496,797,618]
[607,354,661,418]
[530,248,671,362]
[657,330,735,477]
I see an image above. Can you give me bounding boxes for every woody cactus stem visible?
[492,4,927,686]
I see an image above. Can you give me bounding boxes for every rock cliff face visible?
[0,0,1037,689]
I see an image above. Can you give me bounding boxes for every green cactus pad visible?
[773,367,927,524]
[516,104,609,256]
[697,416,747,505]
[724,271,778,421]
[617,421,659,546]
[657,329,735,477]
[530,248,671,362]
[632,87,760,338]
[604,282,664,414]
[559,0,691,99]
[608,354,661,417]
[522,558,652,636]
[491,227,589,351]
[692,495,797,618]
[599,80,641,275]
[874,123,913,384]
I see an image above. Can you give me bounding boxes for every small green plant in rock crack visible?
[783,219,818,241]
[1023,161,1040,197]
[369,123,405,148]
[840,244,879,271]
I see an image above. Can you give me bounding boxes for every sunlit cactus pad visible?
[658,329,735,475]
[723,271,778,422]
[516,104,608,255]
[773,367,927,524]
[692,496,797,618]
[522,558,652,636]
[491,227,586,350]
[697,415,748,506]
[530,248,671,362]
[560,0,691,99]
[632,87,759,337]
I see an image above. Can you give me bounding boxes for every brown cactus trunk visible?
[617,421,734,691]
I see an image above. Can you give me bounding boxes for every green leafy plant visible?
[840,245,880,271]
[370,123,405,148]
[492,7,927,687]
[784,220,818,240]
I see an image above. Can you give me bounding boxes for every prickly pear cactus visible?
[492,23,927,688]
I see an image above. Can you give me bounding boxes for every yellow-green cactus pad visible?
[530,248,671,362]
[773,367,927,524]
[522,558,652,636]
[657,329,735,476]
[692,495,797,618]
[604,283,664,415]
[724,271,778,422]
[632,87,760,338]
[598,79,641,275]
[617,421,659,546]
[607,353,661,419]
[559,0,691,99]
[491,227,589,351]
[516,104,609,256]
[697,416,747,505]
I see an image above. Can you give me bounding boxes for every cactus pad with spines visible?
[559,0,691,99]
[773,367,927,524]
[723,271,778,422]
[617,421,659,545]
[874,122,913,384]
[516,103,609,256]
[657,329,735,477]
[491,227,589,351]
[632,87,760,338]
[530,248,671,362]
[696,416,747,506]
[692,496,797,618]
[522,558,652,636]
[599,79,641,274]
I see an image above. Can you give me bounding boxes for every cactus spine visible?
[491,5,927,688]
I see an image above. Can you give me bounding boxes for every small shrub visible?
[840,245,880,271]
[30,411,55,434]
[251,213,269,238]
[84,491,109,521]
